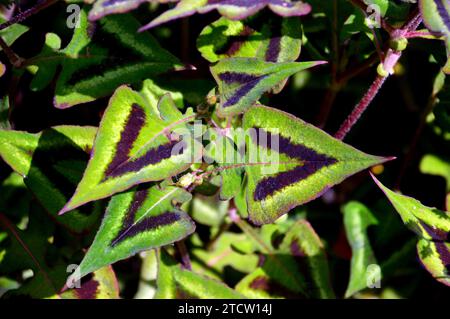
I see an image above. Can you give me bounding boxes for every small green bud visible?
[377,63,389,77]
[389,37,408,51]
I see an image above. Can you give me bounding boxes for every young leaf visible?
[155,249,245,299]
[30,9,182,108]
[279,220,335,299]
[60,87,199,214]
[89,0,176,21]
[74,184,195,279]
[0,126,102,233]
[372,174,450,286]
[140,0,311,31]
[60,266,120,299]
[242,105,390,225]
[211,58,325,116]
[197,16,302,64]
[343,201,378,298]
[0,16,29,50]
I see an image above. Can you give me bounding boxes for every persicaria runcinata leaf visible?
[242,105,390,225]
[140,0,311,31]
[211,58,325,116]
[73,184,195,279]
[372,174,450,287]
[59,84,200,215]
[30,9,182,108]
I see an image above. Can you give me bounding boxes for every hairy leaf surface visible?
[242,105,390,224]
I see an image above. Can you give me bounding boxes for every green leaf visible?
[372,174,450,286]
[155,249,245,299]
[73,183,194,278]
[60,85,199,214]
[343,201,378,298]
[191,232,259,279]
[279,219,335,298]
[419,0,450,73]
[30,9,181,108]
[141,0,311,31]
[0,16,29,51]
[211,58,325,116]
[60,266,120,299]
[89,0,158,21]
[197,15,301,64]
[0,126,102,232]
[420,154,450,191]
[242,105,390,225]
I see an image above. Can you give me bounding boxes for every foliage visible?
[0,0,449,299]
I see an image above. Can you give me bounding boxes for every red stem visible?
[334,75,387,140]
[0,0,60,31]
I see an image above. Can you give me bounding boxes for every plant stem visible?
[334,75,387,140]
[0,36,24,67]
[0,0,60,32]
[176,240,192,270]
[334,9,423,140]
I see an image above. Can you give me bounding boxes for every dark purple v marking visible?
[104,103,146,177]
[219,72,266,108]
[434,0,450,33]
[110,188,181,247]
[103,102,186,179]
[251,128,338,201]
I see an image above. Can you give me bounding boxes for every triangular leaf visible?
[197,15,301,64]
[140,0,311,31]
[60,86,200,214]
[155,249,245,299]
[74,184,195,278]
[30,9,181,108]
[372,174,450,286]
[242,105,390,225]
[211,58,325,116]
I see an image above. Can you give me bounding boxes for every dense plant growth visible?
[0,0,449,299]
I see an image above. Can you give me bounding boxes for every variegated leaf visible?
[372,174,450,286]
[60,85,200,214]
[140,0,311,31]
[30,8,181,108]
[197,16,301,63]
[211,58,325,116]
[155,249,245,299]
[242,105,390,225]
[73,184,195,279]
[60,266,120,299]
[279,220,335,299]
[89,0,178,21]
[0,126,102,233]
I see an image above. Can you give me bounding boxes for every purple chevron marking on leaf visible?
[419,220,449,242]
[102,0,129,6]
[252,128,338,201]
[435,0,450,32]
[433,241,450,273]
[75,280,99,299]
[104,103,146,178]
[110,187,182,246]
[218,72,266,107]
[207,0,293,7]
[107,140,186,178]
[219,72,261,84]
